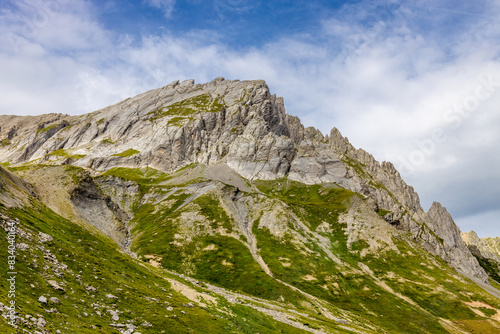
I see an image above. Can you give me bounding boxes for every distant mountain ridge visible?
[463,231,500,284]
[463,231,500,263]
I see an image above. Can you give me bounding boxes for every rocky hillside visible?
[463,231,500,284]
[1,78,500,333]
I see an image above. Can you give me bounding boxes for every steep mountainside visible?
[463,231,500,284]
[1,78,500,333]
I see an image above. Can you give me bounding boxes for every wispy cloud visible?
[143,0,176,18]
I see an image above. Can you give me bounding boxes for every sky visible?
[0,0,499,237]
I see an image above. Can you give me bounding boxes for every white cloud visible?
[144,0,176,18]
[0,0,499,235]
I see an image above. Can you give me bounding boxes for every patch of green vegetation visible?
[5,160,42,173]
[0,138,10,147]
[148,93,226,121]
[36,122,69,135]
[225,303,308,334]
[165,234,303,303]
[478,307,498,317]
[47,149,70,157]
[168,116,194,126]
[453,319,500,333]
[376,209,391,216]
[253,225,446,333]
[490,278,500,290]
[255,178,354,230]
[36,123,58,135]
[0,161,10,167]
[473,254,500,283]
[101,167,172,194]
[193,194,233,231]
[341,154,367,178]
[230,126,242,135]
[392,281,477,319]
[0,200,238,333]
[100,138,116,144]
[47,149,86,160]
[130,192,189,256]
[111,149,140,157]
[97,118,105,124]
[369,180,395,198]
[64,165,87,184]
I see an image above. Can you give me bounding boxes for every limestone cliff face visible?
[0,77,487,282]
[426,202,488,280]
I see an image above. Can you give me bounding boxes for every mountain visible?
[1,78,500,333]
[463,231,500,284]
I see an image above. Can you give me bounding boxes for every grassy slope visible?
[0,171,311,333]
[108,167,500,333]
[254,179,500,333]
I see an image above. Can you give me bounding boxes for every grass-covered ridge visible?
[47,149,86,160]
[148,93,226,121]
[255,178,355,230]
[101,166,171,195]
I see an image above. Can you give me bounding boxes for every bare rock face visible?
[0,77,488,283]
[426,202,488,282]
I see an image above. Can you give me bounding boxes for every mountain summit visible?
[1,78,500,333]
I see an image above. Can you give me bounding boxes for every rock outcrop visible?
[0,77,488,283]
[463,230,500,263]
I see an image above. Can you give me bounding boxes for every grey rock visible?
[44,308,58,313]
[47,279,64,291]
[16,242,29,250]
[49,297,61,303]
[37,317,46,328]
[38,296,47,304]
[38,232,53,243]
[426,202,487,282]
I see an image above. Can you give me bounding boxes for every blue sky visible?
[0,0,499,237]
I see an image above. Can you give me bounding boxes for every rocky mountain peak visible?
[0,77,488,283]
